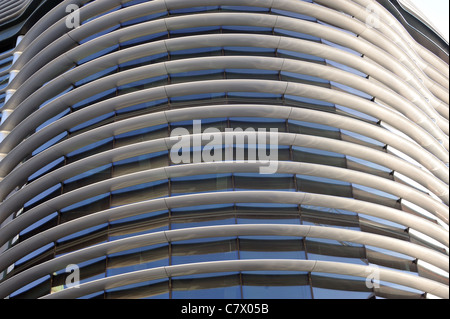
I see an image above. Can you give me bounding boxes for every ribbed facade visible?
[0,0,448,299]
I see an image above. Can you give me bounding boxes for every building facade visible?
[0,0,448,299]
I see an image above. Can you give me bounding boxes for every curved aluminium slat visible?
[0,224,447,299]
[39,259,449,299]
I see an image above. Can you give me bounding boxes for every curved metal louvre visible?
[0,0,33,25]
[0,0,448,300]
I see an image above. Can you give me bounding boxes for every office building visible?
[0,0,448,299]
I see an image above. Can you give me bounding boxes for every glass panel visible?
[293,146,346,168]
[55,224,108,255]
[306,238,367,266]
[281,71,329,85]
[226,68,279,81]
[35,108,71,132]
[224,46,276,57]
[331,81,373,100]
[69,111,115,134]
[78,45,120,65]
[115,98,169,116]
[112,152,169,177]
[301,205,360,230]
[271,9,316,21]
[170,26,221,38]
[170,69,225,84]
[288,120,340,139]
[72,88,116,110]
[221,6,269,12]
[222,26,272,34]
[277,49,325,63]
[24,184,61,210]
[284,95,335,110]
[335,104,379,123]
[15,243,55,267]
[66,137,114,161]
[60,193,110,223]
[19,212,58,240]
[234,173,296,191]
[63,164,112,193]
[172,273,241,299]
[10,275,51,299]
[170,92,227,108]
[322,39,361,56]
[170,47,222,60]
[242,272,312,299]
[118,75,168,95]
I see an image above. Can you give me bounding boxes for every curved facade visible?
[0,0,448,299]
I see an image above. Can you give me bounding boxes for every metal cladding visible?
[0,0,448,299]
[0,0,33,25]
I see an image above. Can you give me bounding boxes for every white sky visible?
[411,0,449,42]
